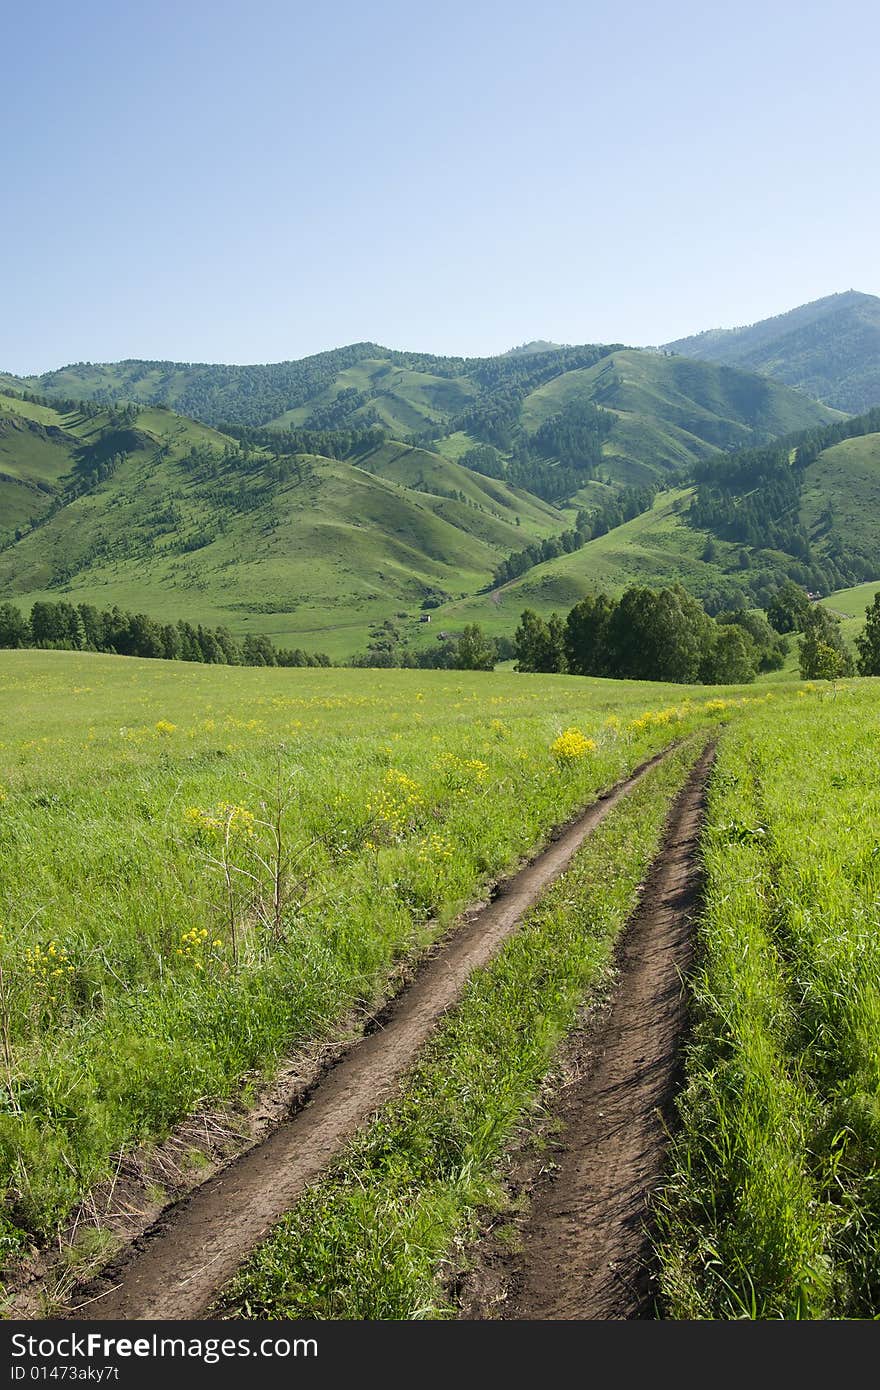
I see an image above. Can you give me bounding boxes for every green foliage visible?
[0,599,331,668]
[797,606,853,680]
[552,584,758,685]
[453,624,496,672]
[717,609,789,672]
[855,593,880,676]
[701,625,757,684]
[513,610,567,674]
[767,580,812,634]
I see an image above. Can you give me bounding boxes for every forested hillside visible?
[665,290,880,413]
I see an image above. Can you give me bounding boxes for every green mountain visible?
[5,342,839,498]
[664,290,880,414]
[0,340,849,661]
[515,349,838,487]
[424,409,880,646]
[0,391,564,660]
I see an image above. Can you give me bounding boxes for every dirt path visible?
[64,744,682,1322]
[462,745,713,1321]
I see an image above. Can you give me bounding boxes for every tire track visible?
[474,744,713,1320]
[65,742,686,1321]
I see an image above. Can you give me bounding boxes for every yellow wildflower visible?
[551,728,597,762]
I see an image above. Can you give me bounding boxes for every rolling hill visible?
[664,290,880,414]
[421,488,739,642]
[0,335,859,662]
[0,390,566,660]
[5,341,839,497]
[422,410,880,649]
[516,349,838,486]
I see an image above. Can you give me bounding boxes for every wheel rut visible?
[464,744,713,1321]
[64,743,682,1321]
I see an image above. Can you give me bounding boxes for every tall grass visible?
[0,652,749,1263]
[219,740,705,1319]
[656,682,880,1318]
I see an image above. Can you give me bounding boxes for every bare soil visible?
[60,745,680,1321]
[458,744,713,1321]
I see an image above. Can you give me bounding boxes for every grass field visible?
[206,678,880,1321]
[827,578,880,618]
[0,651,748,1274]
[656,683,880,1317]
[219,740,706,1318]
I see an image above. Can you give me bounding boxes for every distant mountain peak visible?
[501,340,568,357]
[663,290,880,413]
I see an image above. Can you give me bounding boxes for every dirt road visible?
[463,745,712,1320]
[66,744,684,1320]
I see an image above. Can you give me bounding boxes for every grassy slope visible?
[352,439,562,537]
[665,290,880,414]
[0,394,84,531]
[0,402,565,659]
[800,432,880,578]
[423,488,743,641]
[826,578,880,618]
[522,350,840,486]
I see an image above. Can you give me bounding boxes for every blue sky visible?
[3,0,878,372]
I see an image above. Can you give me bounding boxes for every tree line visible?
[513,584,791,684]
[0,600,331,667]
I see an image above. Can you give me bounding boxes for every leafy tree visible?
[606,585,711,683]
[855,592,880,676]
[455,623,496,671]
[767,580,811,634]
[519,583,762,686]
[0,602,29,648]
[701,625,756,684]
[798,606,853,679]
[514,610,566,673]
[717,608,788,671]
[242,634,278,666]
[544,614,568,674]
[564,594,613,676]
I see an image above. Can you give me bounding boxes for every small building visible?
[420,614,431,623]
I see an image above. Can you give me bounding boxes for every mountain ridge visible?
[663,290,880,413]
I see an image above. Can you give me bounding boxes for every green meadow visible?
[657,683,880,1317]
[216,680,880,1320]
[0,650,747,1271]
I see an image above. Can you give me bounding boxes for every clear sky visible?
[3,0,878,373]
